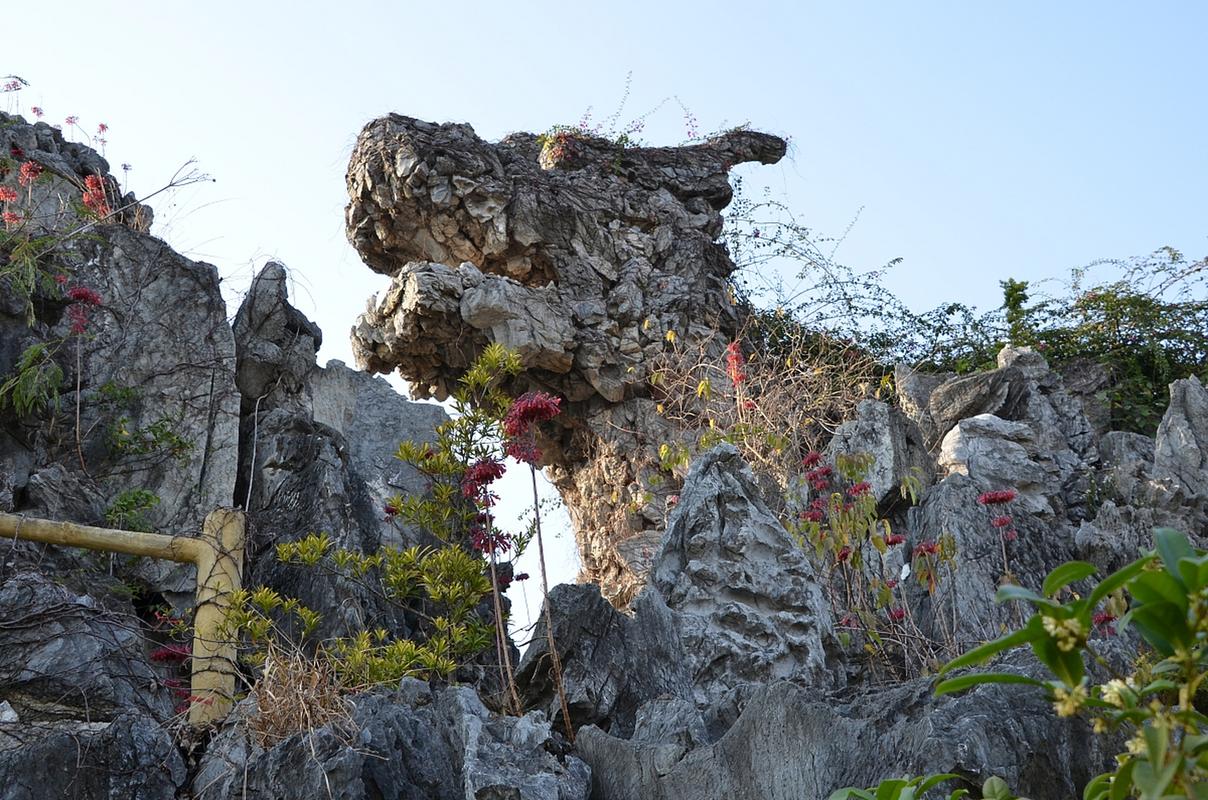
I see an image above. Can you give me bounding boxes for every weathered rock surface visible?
[828,399,933,507]
[194,681,590,800]
[346,115,786,605]
[233,262,450,640]
[1153,376,1208,498]
[520,446,836,728]
[0,712,185,800]
[576,671,1112,800]
[0,112,240,602]
[0,570,172,722]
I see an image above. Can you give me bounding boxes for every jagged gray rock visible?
[0,571,173,722]
[233,263,452,641]
[520,446,836,729]
[516,584,692,737]
[652,446,836,705]
[576,672,1113,800]
[0,712,186,800]
[345,114,787,605]
[1153,376,1208,498]
[194,681,590,800]
[828,399,933,507]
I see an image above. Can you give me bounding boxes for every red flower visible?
[65,115,79,126]
[503,391,562,437]
[9,145,24,159]
[848,481,872,497]
[54,274,69,285]
[885,533,905,546]
[885,579,899,589]
[383,499,401,518]
[667,494,679,507]
[464,458,505,487]
[724,341,747,385]
[82,175,110,217]
[17,161,42,187]
[888,607,906,622]
[30,106,43,118]
[836,545,852,562]
[97,123,108,134]
[67,286,103,306]
[802,451,824,469]
[150,644,191,663]
[990,515,1013,528]
[1003,530,1018,542]
[0,187,17,203]
[1,210,20,227]
[977,489,1017,505]
[469,525,512,555]
[742,399,757,410]
[800,509,824,523]
[913,541,939,557]
[504,437,542,465]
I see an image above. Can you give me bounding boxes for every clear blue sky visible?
[6,1,1206,627]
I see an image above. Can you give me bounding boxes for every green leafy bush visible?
[839,528,1208,799]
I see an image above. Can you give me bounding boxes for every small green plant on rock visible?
[0,341,62,416]
[104,488,159,532]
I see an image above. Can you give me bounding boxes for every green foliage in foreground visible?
[833,528,1208,800]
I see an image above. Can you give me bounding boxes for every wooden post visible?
[188,508,245,725]
[0,508,245,727]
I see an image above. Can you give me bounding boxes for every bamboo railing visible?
[0,507,245,726]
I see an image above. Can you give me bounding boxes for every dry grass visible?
[246,642,356,748]
[650,317,884,501]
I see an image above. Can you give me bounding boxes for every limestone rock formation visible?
[0,712,185,800]
[194,681,590,800]
[345,114,786,605]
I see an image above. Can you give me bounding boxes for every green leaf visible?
[828,789,875,800]
[1130,572,1188,610]
[874,779,908,800]
[917,775,962,795]
[1082,773,1112,800]
[940,617,1044,675]
[1042,561,1097,597]
[1153,527,1193,587]
[982,776,1013,800]
[1109,759,1135,800]
[935,672,1047,696]
[996,584,1060,609]
[1176,552,1208,592]
[1032,634,1084,686]
[1087,555,1153,607]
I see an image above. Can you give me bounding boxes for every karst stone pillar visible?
[345,115,785,606]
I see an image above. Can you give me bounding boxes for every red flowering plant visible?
[388,344,574,736]
[977,487,1020,581]
[650,316,884,518]
[782,448,951,675]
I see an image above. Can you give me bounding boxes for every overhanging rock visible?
[345,115,786,605]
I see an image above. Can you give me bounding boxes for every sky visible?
[5,1,1206,637]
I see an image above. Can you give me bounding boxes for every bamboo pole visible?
[0,507,245,726]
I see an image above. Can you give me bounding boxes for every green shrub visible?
[836,528,1208,799]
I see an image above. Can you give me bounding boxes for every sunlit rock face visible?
[346,114,786,605]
